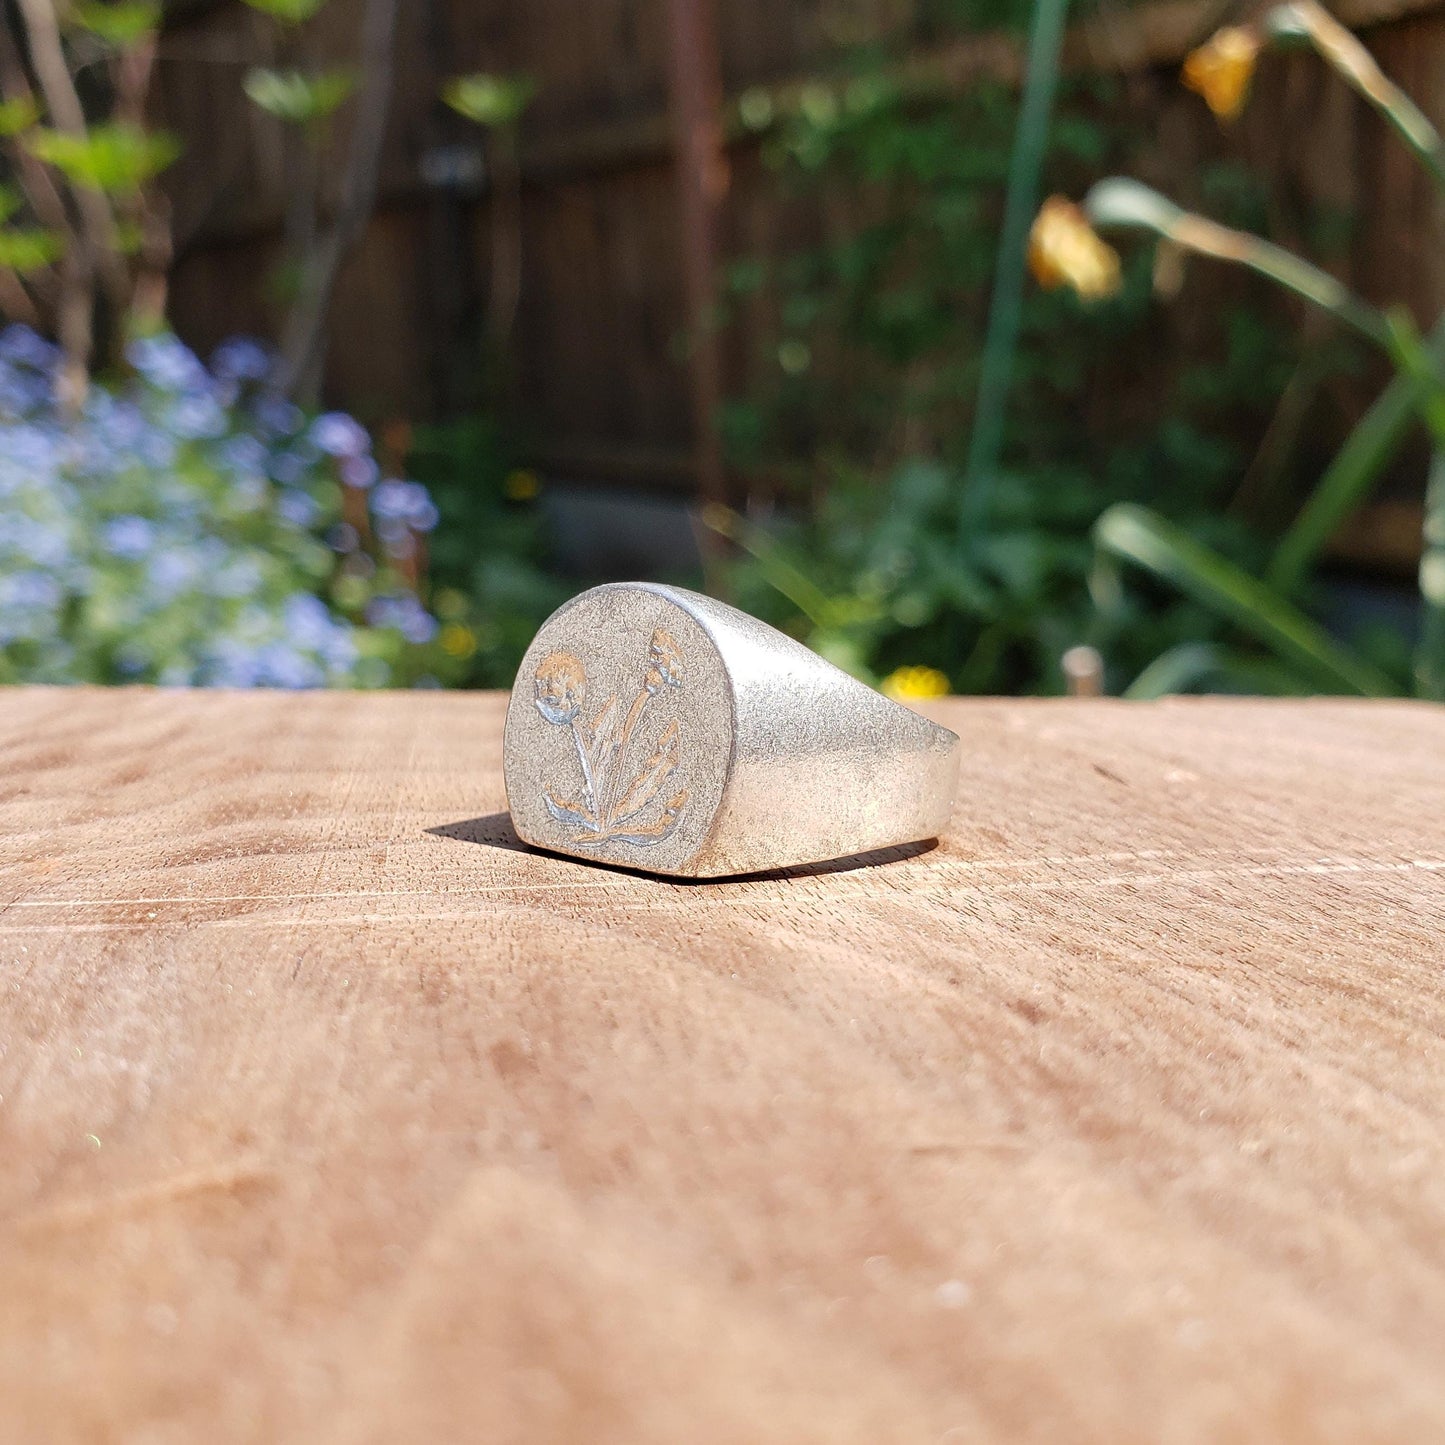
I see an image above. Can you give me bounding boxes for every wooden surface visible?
[2,687,1444,1442]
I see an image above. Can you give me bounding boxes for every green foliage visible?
[406,419,569,687]
[26,123,179,196]
[718,51,1307,694]
[1067,6,1445,699]
[238,0,328,24]
[0,227,66,272]
[1093,503,1394,694]
[442,74,537,129]
[0,97,39,138]
[243,67,357,128]
[70,1,162,47]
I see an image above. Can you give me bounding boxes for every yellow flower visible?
[439,622,476,659]
[1182,27,1262,122]
[881,665,950,701]
[1028,197,1122,302]
[505,468,540,502]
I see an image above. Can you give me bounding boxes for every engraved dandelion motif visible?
[532,632,688,846]
[534,652,586,724]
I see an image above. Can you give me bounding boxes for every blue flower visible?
[283,592,335,649]
[167,393,228,440]
[371,479,412,519]
[339,454,379,490]
[0,326,432,690]
[269,451,307,486]
[277,489,319,527]
[210,337,273,384]
[322,628,359,672]
[326,521,360,554]
[376,516,413,555]
[0,324,60,371]
[310,411,370,458]
[147,549,199,602]
[368,592,438,644]
[256,640,325,689]
[0,570,63,610]
[102,514,156,561]
[253,394,304,439]
[218,434,268,477]
[127,334,209,395]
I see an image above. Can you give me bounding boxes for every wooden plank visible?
[160,0,1445,221]
[1327,499,1427,573]
[2,687,1444,1440]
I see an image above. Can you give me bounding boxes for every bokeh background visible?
[2,0,1443,698]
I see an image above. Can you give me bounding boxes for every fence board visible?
[154,0,1445,533]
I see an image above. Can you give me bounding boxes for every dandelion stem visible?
[568,717,600,820]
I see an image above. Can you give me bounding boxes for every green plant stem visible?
[960,0,1071,527]
[1267,0,1445,195]
[1083,179,1389,348]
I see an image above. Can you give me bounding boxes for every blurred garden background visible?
[2,0,1443,698]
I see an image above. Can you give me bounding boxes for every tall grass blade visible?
[1096,503,1395,695]
[1266,368,1419,593]
[960,0,1071,526]
[699,504,836,628]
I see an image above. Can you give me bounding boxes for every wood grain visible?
[1,687,1443,1443]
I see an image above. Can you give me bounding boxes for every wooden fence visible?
[156,0,1445,558]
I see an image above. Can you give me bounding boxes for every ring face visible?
[504,583,961,878]
[504,585,734,875]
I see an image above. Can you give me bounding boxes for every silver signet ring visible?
[503,583,960,878]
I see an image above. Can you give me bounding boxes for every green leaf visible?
[1269,314,1445,593]
[243,67,356,126]
[0,97,39,138]
[442,73,536,128]
[70,1,161,46]
[1084,177,1389,347]
[1095,502,1395,695]
[26,123,179,194]
[1123,642,1311,698]
[0,183,23,225]
[114,219,144,255]
[1382,307,1445,442]
[0,226,65,272]
[239,0,327,22]
[700,504,839,628]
